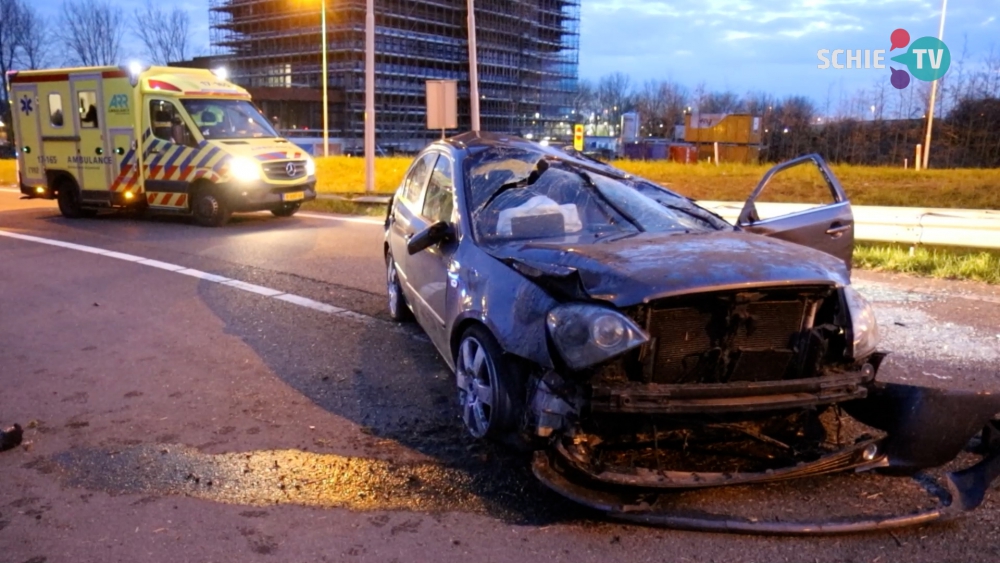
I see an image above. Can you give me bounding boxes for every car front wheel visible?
[455,326,522,439]
[192,185,231,227]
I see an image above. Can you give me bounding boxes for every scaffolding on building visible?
[208,0,579,151]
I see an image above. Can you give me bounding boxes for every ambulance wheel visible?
[56,180,96,219]
[271,203,301,218]
[192,184,231,227]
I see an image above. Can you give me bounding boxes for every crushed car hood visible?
[486,230,851,307]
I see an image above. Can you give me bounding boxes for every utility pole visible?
[365,0,375,193]
[467,0,480,132]
[922,0,948,170]
[321,0,329,157]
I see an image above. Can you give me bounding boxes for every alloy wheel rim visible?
[456,337,494,438]
[387,260,399,314]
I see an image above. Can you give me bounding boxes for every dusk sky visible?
[40,0,1000,108]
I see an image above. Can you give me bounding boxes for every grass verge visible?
[0,159,15,185]
[7,156,1000,210]
[854,243,1000,284]
[303,198,388,218]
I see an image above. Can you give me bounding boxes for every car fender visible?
[448,245,558,370]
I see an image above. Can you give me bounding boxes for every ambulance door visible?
[68,74,111,198]
[143,98,199,210]
[104,79,139,197]
[9,82,45,189]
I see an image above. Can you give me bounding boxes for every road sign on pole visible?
[573,124,584,152]
[426,80,458,138]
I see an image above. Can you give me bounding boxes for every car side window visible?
[149,99,195,147]
[402,153,437,204]
[421,155,454,223]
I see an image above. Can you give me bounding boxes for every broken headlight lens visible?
[843,285,880,359]
[547,304,649,371]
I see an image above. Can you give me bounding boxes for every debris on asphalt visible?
[1,424,24,452]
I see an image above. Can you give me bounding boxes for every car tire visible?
[271,203,301,217]
[56,179,95,219]
[192,184,231,227]
[455,325,524,440]
[386,251,414,322]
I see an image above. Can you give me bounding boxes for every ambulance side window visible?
[149,100,195,147]
[48,94,64,127]
[78,91,99,128]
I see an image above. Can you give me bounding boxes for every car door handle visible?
[826,223,851,237]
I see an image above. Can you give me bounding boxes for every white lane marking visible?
[275,294,346,314]
[222,279,285,297]
[139,259,187,272]
[102,251,146,262]
[0,229,378,324]
[0,188,21,194]
[176,268,231,283]
[297,212,383,225]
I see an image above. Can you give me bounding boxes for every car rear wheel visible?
[271,203,301,217]
[386,252,413,322]
[192,184,231,227]
[56,180,95,219]
[455,326,522,439]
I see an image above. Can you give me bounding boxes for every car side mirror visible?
[407,221,453,255]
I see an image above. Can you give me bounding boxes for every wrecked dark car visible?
[384,131,1000,534]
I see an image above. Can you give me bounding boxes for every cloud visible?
[580,0,997,104]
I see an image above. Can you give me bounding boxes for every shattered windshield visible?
[465,146,726,242]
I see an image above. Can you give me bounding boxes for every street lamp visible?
[320,0,329,157]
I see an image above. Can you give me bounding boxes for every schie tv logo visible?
[817,28,950,90]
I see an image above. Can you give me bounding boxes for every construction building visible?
[205,0,581,151]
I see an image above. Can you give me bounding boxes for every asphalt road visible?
[2,189,1000,563]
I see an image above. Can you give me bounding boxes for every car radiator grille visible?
[645,292,816,384]
[262,160,307,181]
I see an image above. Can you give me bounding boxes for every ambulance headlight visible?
[229,157,260,182]
[305,157,316,177]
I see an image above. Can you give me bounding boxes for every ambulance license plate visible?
[283,191,305,202]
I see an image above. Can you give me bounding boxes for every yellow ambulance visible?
[7,65,317,226]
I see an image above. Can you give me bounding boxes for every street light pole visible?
[365,0,375,193]
[321,0,329,157]
[466,0,480,132]
[922,0,948,170]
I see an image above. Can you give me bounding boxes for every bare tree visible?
[596,72,632,135]
[58,0,126,66]
[133,0,191,65]
[0,0,25,108]
[17,4,50,69]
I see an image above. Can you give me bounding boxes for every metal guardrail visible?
[699,201,1000,250]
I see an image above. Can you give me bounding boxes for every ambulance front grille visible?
[262,160,308,180]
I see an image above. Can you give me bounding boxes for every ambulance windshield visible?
[181,99,279,140]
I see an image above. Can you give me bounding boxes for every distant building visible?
[201,0,580,151]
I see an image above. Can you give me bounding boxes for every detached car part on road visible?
[384,132,1000,534]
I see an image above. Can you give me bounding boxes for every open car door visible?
[737,154,854,268]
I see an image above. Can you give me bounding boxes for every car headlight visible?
[305,157,316,177]
[546,304,649,371]
[843,285,880,359]
[229,157,260,182]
